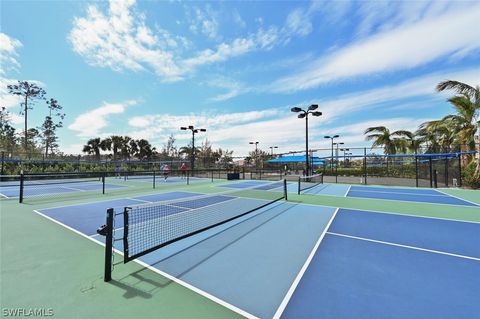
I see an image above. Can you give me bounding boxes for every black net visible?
[122,180,287,262]
[298,174,323,194]
[18,172,105,202]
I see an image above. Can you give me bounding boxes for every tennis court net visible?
[99,179,287,281]
[298,174,323,194]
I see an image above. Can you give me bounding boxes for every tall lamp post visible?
[180,125,206,172]
[291,104,322,176]
[269,146,278,156]
[249,141,259,168]
[333,142,344,182]
[340,148,350,166]
[324,135,339,172]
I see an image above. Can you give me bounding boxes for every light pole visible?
[249,141,259,168]
[269,146,278,156]
[333,142,344,181]
[180,125,206,172]
[291,104,322,176]
[324,135,339,172]
[340,148,350,166]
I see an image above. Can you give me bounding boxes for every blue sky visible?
[1,0,479,157]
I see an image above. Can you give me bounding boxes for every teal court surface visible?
[1,177,480,318]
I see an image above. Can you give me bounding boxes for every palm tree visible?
[437,80,479,178]
[364,126,408,154]
[136,139,155,160]
[82,138,102,160]
[416,120,457,153]
[109,135,123,160]
[120,136,132,159]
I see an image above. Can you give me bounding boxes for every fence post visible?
[433,169,438,188]
[153,170,156,189]
[363,148,367,185]
[458,155,462,187]
[284,179,288,201]
[187,170,190,185]
[415,156,419,187]
[1,151,4,179]
[429,157,433,188]
[444,156,449,187]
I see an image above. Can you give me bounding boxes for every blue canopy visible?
[266,155,325,165]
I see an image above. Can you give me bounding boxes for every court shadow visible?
[134,201,296,288]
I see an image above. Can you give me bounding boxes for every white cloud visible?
[269,5,480,93]
[68,100,137,137]
[187,5,219,40]
[69,0,320,83]
[122,67,479,156]
[0,33,22,76]
[69,1,183,81]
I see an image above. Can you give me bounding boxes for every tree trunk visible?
[24,94,28,151]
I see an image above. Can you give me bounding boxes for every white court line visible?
[0,193,9,199]
[272,207,340,319]
[33,209,259,319]
[327,232,480,262]
[349,188,451,197]
[292,201,480,225]
[344,185,352,197]
[125,197,152,203]
[34,190,205,211]
[303,187,478,208]
[435,189,480,207]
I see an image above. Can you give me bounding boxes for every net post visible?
[153,170,156,189]
[297,176,301,195]
[123,207,130,263]
[211,170,214,182]
[187,170,190,185]
[102,172,106,194]
[284,179,288,201]
[19,172,24,203]
[103,208,114,282]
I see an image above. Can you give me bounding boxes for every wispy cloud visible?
[68,100,137,137]
[268,4,480,93]
[69,0,319,83]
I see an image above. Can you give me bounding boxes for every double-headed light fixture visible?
[180,125,206,172]
[291,104,322,176]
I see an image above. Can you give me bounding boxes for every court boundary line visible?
[301,188,478,208]
[0,193,9,199]
[272,207,340,319]
[327,232,480,261]
[32,209,259,319]
[292,202,480,225]
[435,189,480,206]
[344,185,351,197]
[349,188,452,197]
[33,191,205,211]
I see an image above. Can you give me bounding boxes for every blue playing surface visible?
[281,208,480,318]
[347,185,477,206]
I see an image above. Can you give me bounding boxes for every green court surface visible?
[1,178,479,318]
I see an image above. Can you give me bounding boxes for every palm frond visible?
[436,80,477,97]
